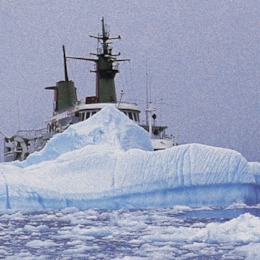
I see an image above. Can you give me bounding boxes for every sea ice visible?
[1,207,259,259]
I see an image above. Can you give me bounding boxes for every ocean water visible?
[0,206,260,259]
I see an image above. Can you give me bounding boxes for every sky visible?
[0,0,259,162]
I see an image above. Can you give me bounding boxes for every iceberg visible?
[0,106,259,210]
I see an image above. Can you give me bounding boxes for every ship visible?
[3,18,177,162]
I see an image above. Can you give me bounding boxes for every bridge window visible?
[136,113,140,122]
[79,113,84,121]
[86,112,90,120]
[128,113,133,120]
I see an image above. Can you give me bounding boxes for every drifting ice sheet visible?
[0,106,259,209]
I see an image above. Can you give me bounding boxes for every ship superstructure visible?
[3,18,176,162]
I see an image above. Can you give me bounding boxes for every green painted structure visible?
[65,17,129,104]
[54,80,77,112]
[46,17,129,112]
[46,46,78,113]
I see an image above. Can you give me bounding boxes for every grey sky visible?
[0,0,259,161]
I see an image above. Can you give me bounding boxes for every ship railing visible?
[116,101,138,106]
[78,99,138,106]
[15,128,48,139]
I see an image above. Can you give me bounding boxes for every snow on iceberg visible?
[249,161,260,184]
[16,105,153,167]
[0,105,259,210]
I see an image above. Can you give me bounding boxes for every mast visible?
[146,102,156,138]
[63,45,69,82]
[101,17,109,54]
[45,45,77,113]
[67,17,129,103]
